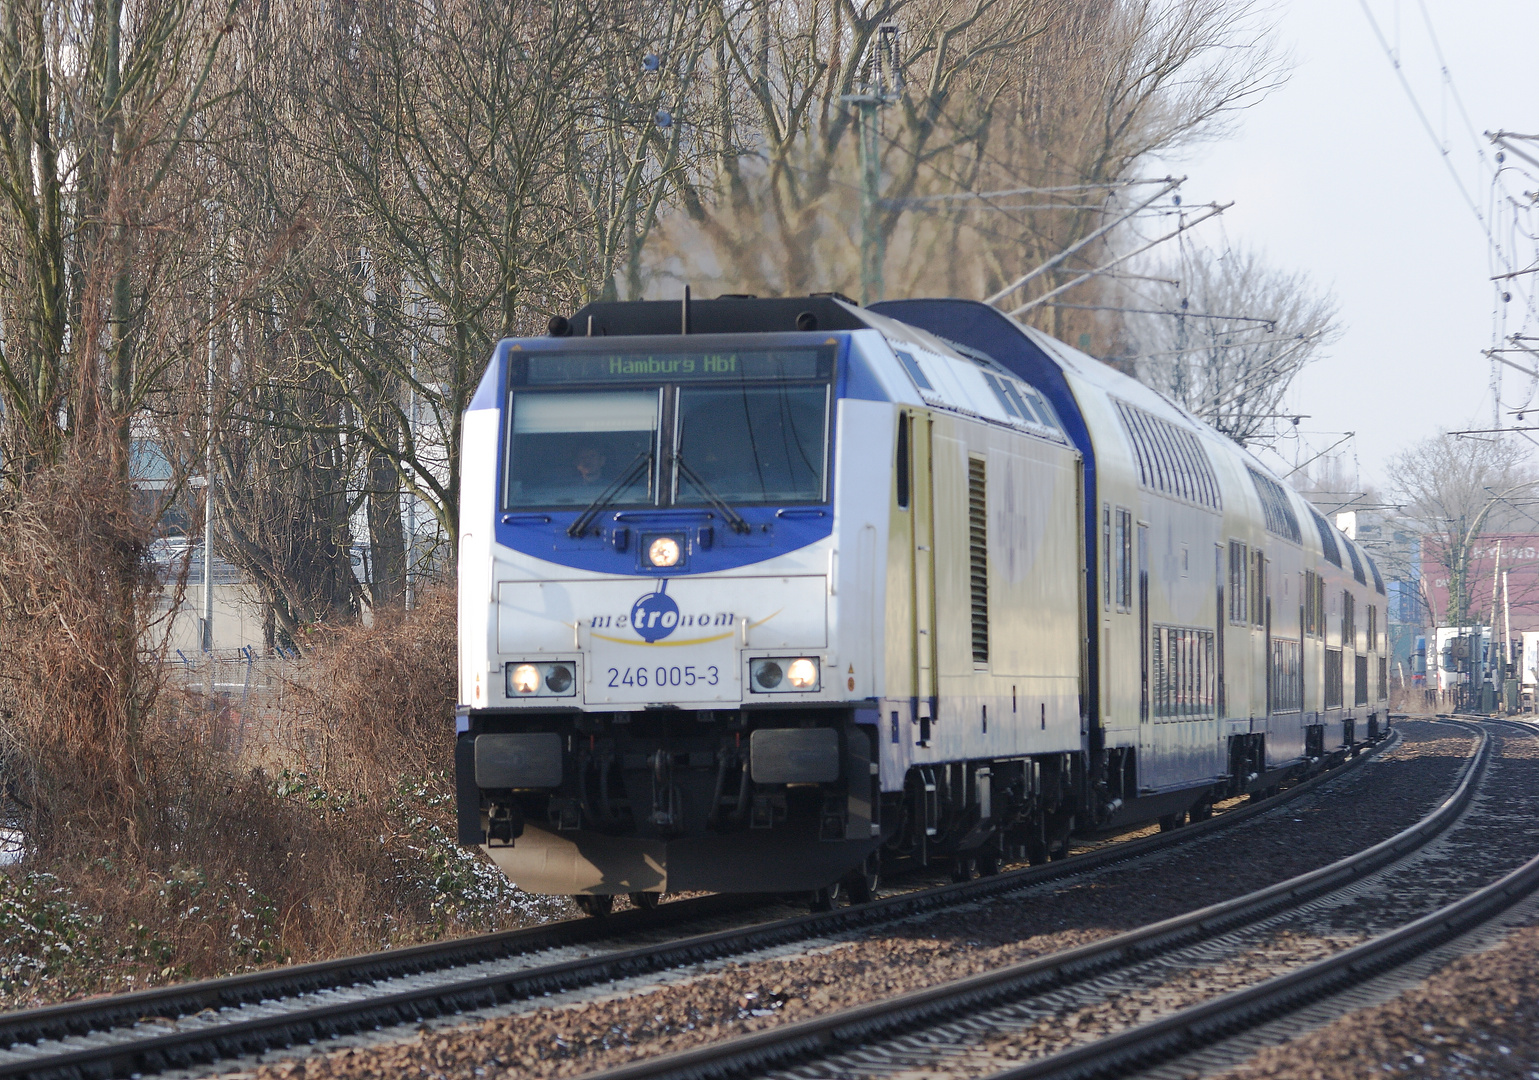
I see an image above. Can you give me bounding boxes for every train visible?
[454,294,1389,912]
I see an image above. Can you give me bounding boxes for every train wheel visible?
[844,853,881,905]
[808,881,843,912]
[950,855,979,883]
[1047,813,1075,860]
[629,892,659,912]
[1159,811,1187,832]
[574,894,614,918]
[977,850,1001,877]
[1024,820,1049,866]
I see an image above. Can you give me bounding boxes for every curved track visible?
[0,737,1398,1080]
[554,718,1539,1080]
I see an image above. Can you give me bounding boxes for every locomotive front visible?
[455,302,889,902]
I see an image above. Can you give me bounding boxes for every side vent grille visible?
[969,457,989,665]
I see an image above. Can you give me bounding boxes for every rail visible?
[571,721,1488,1080]
[0,729,1400,1080]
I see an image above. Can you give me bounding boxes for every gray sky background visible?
[1150,0,1539,495]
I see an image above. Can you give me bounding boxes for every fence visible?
[166,647,305,757]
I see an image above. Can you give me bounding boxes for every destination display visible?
[521,347,830,385]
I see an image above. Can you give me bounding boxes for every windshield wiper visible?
[568,450,653,538]
[672,453,751,534]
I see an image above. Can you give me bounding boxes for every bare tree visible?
[278,0,608,558]
[645,0,1286,336]
[1386,432,1538,628]
[566,0,721,301]
[0,0,244,839]
[1117,245,1341,445]
[897,0,1286,336]
[652,0,1050,298]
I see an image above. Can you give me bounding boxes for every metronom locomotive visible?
[454,295,1389,913]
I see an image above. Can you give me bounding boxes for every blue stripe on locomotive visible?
[467,332,891,576]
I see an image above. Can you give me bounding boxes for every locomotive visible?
[454,294,1388,910]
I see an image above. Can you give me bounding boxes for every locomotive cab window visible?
[504,391,659,508]
[673,385,828,505]
[503,344,834,510]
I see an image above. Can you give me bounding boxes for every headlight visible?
[750,657,819,693]
[646,534,682,568]
[545,664,573,693]
[510,663,541,694]
[787,658,818,689]
[505,661,578,698]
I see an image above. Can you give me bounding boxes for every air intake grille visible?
[969,457,989,665]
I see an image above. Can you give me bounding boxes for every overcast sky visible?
[1155,0,1539,496]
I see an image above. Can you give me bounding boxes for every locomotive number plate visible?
[586,638,740,704]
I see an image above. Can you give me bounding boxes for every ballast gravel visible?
[242,721,1472,1080]
[1213,918,1539,1080]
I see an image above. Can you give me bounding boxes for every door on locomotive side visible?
[910,411,938,745]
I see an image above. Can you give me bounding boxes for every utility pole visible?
[405,292,419,611]
[202,255,216,656]
[841,24,900,305]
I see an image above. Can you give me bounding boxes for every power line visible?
[1038,302,1278,327]
[1414,0,1493,169]
[982,179,1184,306]
[889,178,1176,203]
[1355,0,1502,259]
[1005,203,1232,317]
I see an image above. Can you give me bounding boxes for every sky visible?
[1155,0,1539,495]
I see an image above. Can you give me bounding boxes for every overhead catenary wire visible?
[982,178,1185,306]
[1355,0,1506,264]
[1356,0,1539,428]
[1280,432,1358,480]
[1005,203,1232,317]
[1039,302,1278,327]
[888,177,1178,204]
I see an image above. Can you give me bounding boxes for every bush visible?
[0,528,568,1007]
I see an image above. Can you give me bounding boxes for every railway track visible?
[0,733,1401,1080]
[548,718,1539,1080]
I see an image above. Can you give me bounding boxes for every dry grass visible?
[0,460,564,1007]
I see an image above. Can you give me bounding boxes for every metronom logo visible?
[588,597,736,644]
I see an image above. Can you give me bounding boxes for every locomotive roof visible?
[566,295,871,336]
[543,293,1378,590]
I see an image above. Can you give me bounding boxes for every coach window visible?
[1251,549,1266,627]
[1228,540,1248,624]
[1116,508,1133,611]
[896,414,911,509]
[895,350,933,392]
[1103,504,1112,609]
